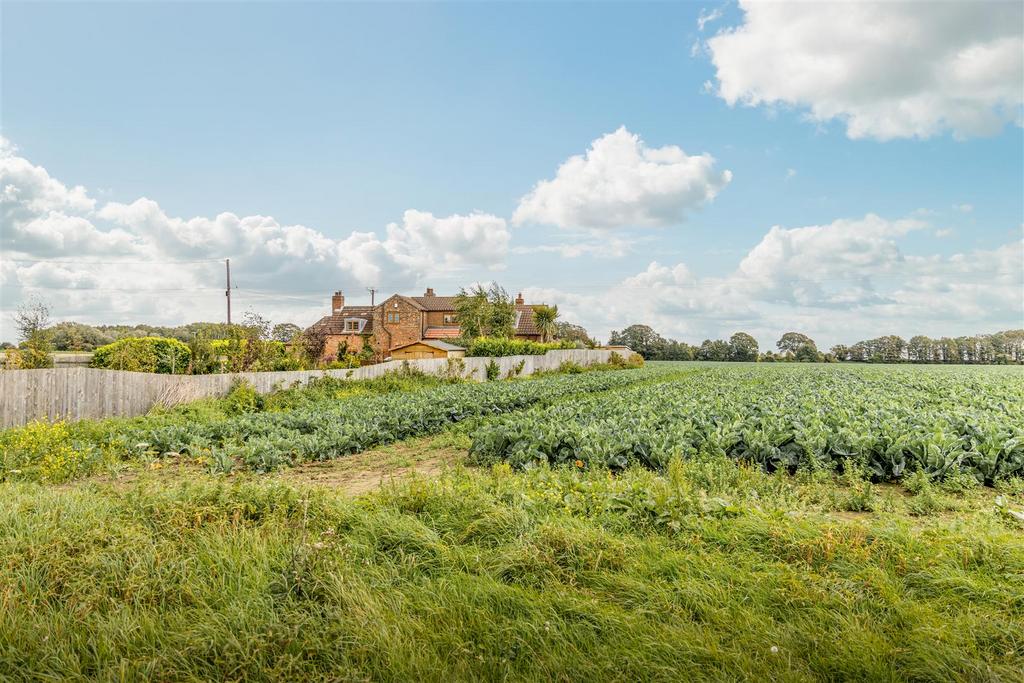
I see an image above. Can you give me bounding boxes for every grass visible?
[2,456,1022,682]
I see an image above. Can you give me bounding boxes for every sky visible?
[2,0,1022,349]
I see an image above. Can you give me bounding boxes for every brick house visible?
[308,287,543,361]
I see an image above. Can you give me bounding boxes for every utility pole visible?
[225,258,232,324]
[366,287,376,306]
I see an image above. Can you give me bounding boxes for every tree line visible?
[608,324,1024,364]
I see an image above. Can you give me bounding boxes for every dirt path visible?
[276,434,468,495]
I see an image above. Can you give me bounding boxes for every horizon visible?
[2,1,1022,350]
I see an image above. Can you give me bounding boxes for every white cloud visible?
[707,1,1024,140]
[785,168,796,181]
[697,8,722,32]
[526,214,1023,348]
[953,203,974,213]
[512,127,732,230]
[0,137,510,333]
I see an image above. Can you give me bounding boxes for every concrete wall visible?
[0,348,634,427]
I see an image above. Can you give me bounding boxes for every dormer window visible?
[344,320,360,332]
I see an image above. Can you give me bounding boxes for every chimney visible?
[332,291,345,313]
[424,287,435,297]
[515,292,524,305]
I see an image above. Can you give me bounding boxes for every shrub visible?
[485,359,500,381]
[467,337,578,357]
[224,379,263,414]
[91,337,192,374]
[0,420,93,483]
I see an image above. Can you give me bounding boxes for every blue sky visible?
[2,1,1022,347]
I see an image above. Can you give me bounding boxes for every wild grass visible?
[1,457,1021,682]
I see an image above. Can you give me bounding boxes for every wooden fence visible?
[0,348,633,428]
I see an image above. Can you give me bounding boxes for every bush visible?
[467,337,578,357]
[223,380,263,415]
[91,337,192,374]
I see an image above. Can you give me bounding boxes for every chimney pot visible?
[515,292,524,305]
[332,291,345,312]
[424,287,435,297]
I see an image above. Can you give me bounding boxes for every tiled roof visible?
[411,295,458,311]
[308,307,374,335]
[514,305,541,335]
[424,326,461,339]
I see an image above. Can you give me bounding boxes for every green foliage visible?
[0,466,1021,680]
[454,284,515,338]
[531,304,560,342]
[484,359,500,381]
[466,337,578,357]
[469,364,1024,485]
[0,421,98,483]
[91,337,192,374]
[223,380,263,415]
[49,322,115,351]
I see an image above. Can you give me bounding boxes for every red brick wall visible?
[374,297,424,353]
[322,334,368,361]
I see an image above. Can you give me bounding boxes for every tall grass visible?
[1,459,1021,681]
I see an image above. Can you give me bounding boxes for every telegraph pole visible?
[225,258,232,324]
[366,287,376,306]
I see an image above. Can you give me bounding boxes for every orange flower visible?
[574,459,584,469]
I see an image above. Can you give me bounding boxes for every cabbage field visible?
[471,364,1024,485]
[2,362,1023,681]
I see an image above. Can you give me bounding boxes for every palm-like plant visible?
[532,305,560,343]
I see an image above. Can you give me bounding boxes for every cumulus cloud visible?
[512,127,732,230]
[706,1,1024,140]
[526,214,1023,348]
[0,137,510,332]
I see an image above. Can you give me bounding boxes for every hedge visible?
[466,337,580,357]
[90,337,192,374]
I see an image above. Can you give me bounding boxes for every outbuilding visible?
[389,339,466,360]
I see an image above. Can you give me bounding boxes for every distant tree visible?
[830,344,850,361]
[794,344,820,363]
[776,332,817,356]
[608,324,666,359]
[50,322,115,351]
[531,305,560,343]
[660,340,695,361]
[697,338,730,361]
[553,322,596,347]
[728,332,759,361]
[271,323,302,343]
[9,298,54,369]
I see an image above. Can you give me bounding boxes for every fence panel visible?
[0,348,633,427]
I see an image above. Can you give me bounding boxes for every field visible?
[1,362,1023,681]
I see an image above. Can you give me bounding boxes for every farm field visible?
[1,362,1023,681]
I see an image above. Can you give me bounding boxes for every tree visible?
[271,323,302,343]
[10,298,54,369]
[794,344,820,363]
[553,322,595,347]
[776,332,817,356]
[728,332,759,361]
[531,305,560,343]
[608,324,666,359]
[454,283,515,339]
[697,339,730,361]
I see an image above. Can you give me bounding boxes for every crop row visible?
[118,364,684,471]
[469,365,1024,484]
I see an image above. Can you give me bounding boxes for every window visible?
[443,314,457,325]
[387,312,401,323]
[344,320,360,332]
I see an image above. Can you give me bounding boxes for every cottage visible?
[308,287,543,362]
